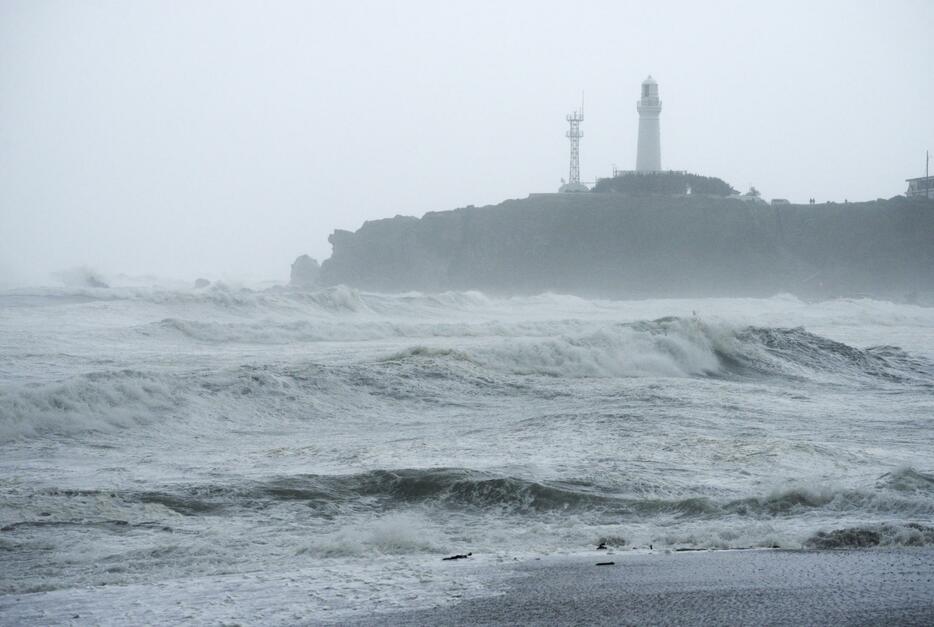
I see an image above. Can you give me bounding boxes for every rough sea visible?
[1,283,933,624]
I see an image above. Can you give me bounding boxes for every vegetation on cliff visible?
[592,171,737,196]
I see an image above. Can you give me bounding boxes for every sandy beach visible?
[344,548,934,626]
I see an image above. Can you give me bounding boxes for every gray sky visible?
[2,0,932,285]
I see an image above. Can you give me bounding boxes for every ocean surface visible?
[1,284,933,624]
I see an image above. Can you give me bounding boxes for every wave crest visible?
[0,370,179,441]
[385,318,932,382]
[113,466,934,520]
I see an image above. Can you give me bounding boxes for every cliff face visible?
[318,194,934,298]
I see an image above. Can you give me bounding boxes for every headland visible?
[313,188,934,300]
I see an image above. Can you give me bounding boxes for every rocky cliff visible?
[317,193,934,299]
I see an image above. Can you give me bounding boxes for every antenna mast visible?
[565,104,584,187]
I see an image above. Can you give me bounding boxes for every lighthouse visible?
[636,75,662,172]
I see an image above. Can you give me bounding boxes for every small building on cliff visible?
[906,151,933,199]
[906,175,934,199]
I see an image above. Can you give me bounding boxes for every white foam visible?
[299,512,445,558]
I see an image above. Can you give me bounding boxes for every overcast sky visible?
[1,0,932,285]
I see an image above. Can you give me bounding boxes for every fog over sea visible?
[1,282,933,623]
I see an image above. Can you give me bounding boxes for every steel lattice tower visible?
[566,108,584,186]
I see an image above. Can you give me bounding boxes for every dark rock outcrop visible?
[317,194,934,299]
[806,528,882,549]
[290,254,320,289]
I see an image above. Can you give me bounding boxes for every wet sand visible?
[343,548,934,626]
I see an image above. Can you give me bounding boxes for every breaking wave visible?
[147,317,579,344]
[3,318,930,443]
[146,312,932,386]
[63,467,934,521]
[727,327,933,384]
[0,284,499,316]
[257,468,934,522]
[0,370,181,441]
[7,467,934,551]
[0,363,343,442]
[384,318,933,383]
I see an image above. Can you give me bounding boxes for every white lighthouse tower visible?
[636,75,662,172]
